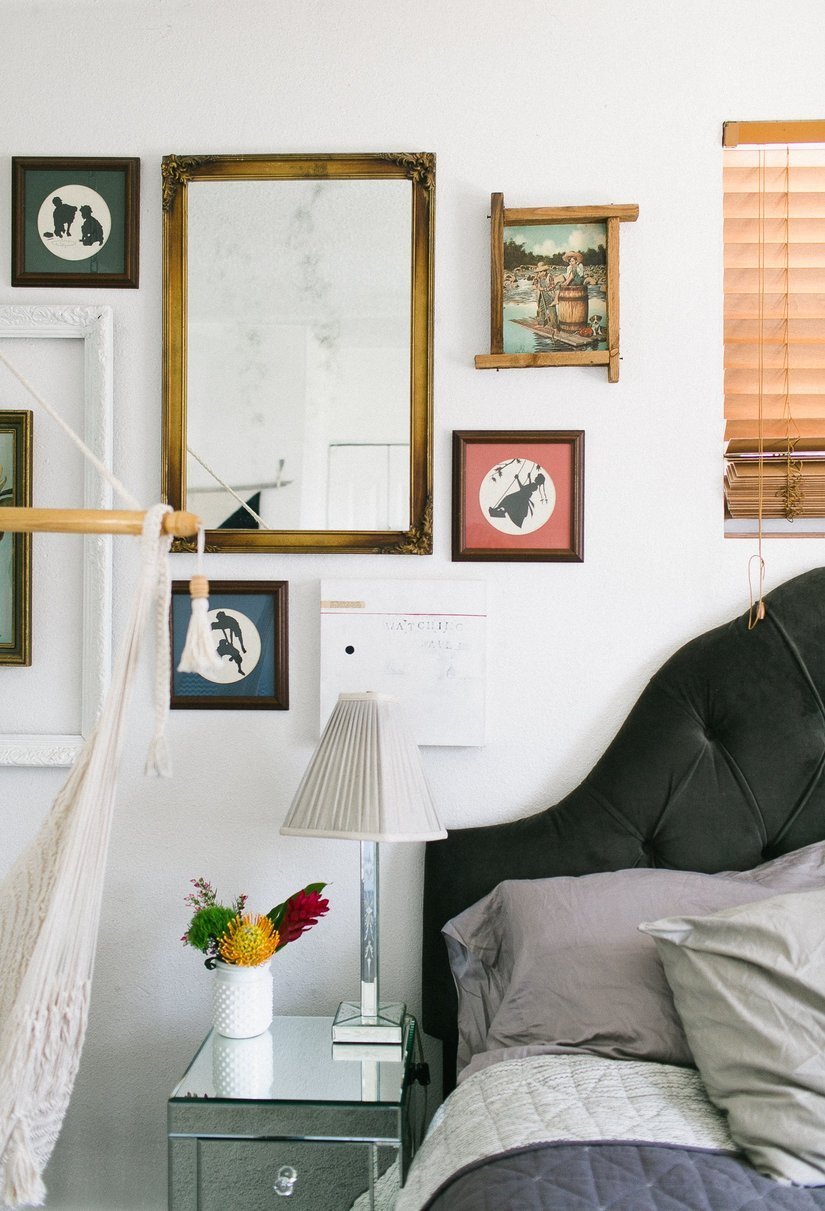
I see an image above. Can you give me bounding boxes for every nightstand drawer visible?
[197,1139,374,1210]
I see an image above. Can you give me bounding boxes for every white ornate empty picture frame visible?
[0,306,113,766]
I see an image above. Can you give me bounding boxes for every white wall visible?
[2,2,824,1207]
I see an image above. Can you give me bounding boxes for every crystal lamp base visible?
[331,1000,406,1044]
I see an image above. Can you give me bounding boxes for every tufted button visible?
[704,726,716,741]
[641,839,656,861]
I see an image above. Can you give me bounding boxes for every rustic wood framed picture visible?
[170,580,288,709]
[453,430,584,562]
[0,411,32,665]
[475,195,638,380]
[12,157,140,287]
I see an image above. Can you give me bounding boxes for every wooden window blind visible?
[723,128,825,529]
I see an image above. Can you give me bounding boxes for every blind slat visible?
[725,218,825,242]
[725,242,825,268]
[725,418,825,439]
[726,345,825,369]
[724,397,825,420]
[725,170,825,187]
[725,267,825,292]
[725,317,825,341]
[724,292,825,319]
[725,194,825,219]
[725,501,825,520]
[726,368,825,393]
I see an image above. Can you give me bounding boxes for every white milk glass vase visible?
[211,1031,274,1097]
[212,960,273,1038]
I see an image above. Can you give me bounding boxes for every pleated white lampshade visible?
[281,692,446,842]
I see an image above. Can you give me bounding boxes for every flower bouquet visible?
[182,877,330,1037]
[183,876,330,968]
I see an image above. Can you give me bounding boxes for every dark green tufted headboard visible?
[422,566,825,1092]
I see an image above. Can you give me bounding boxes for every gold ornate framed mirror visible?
[162,153,434,553]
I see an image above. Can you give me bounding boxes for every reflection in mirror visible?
[162,154,434,554]
[187,179,411,532]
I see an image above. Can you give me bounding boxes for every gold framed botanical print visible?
[0,411,32,665]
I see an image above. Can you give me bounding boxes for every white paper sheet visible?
[320,579,487,746]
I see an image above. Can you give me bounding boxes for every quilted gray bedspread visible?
[396,1054,825,1210]
[427,1143,825,1210]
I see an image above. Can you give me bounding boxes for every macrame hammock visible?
[0,353,219,1209]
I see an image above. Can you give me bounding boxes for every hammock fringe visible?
[3,1123,46,1208]
[0,506,173,1209]
[144,734,172,778]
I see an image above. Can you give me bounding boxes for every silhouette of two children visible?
[49,197,105,247]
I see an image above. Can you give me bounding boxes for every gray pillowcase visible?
[724,839,825,891]
[442,841,825,1074]
[641,886,825,1186]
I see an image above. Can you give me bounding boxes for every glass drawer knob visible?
[273,1165,298,1197]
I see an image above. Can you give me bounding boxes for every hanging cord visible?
[747,552,766,630]
[146,516,174,776]
[779,146,803,520]
[176,525,222,678]
[748,149,767,629]
[187,444,272,529]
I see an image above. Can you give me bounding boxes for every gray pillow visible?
[725,838,825,891]
[443,841,825,1074]
[641,887,825,1186]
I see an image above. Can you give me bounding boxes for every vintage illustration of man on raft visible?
[502,221,608,355]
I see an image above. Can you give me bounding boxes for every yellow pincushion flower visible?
[218,913,280,966]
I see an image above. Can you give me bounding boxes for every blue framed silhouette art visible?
[170,580,288,709]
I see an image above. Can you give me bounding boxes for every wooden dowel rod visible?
[0,508,201,537]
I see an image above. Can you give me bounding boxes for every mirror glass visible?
[163,155,434,553]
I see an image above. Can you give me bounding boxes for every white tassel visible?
[177,590,221,675]
[176,527,222,679]
[3,1121,47,1208]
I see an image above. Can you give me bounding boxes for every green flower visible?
[184,905,236,953]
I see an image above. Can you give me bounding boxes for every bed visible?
[406,566,825,1209]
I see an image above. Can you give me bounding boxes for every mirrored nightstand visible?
[168,1014,422,1210]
